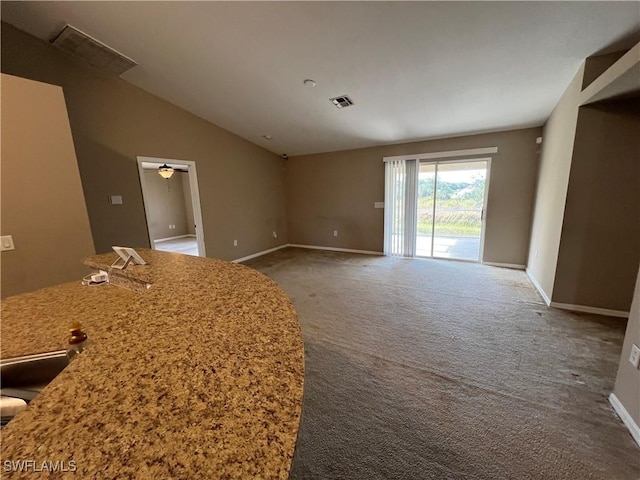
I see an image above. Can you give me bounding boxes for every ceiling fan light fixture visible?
[158,164,174,179]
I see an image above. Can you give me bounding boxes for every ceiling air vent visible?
[330,95,354,108]
[51,25,137,76]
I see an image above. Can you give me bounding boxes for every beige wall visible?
[613,267,640,430]
[1,74,95,298]
[286,148,384,252]
[553,100,640,311]
[1,23,287,261]
[143,170,189,240]
[526,65,585,300]
[582,51,627,90]
[287,127,541,265]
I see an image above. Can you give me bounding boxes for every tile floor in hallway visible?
[154,236,198,256]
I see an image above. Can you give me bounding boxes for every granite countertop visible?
[0,249,304,479]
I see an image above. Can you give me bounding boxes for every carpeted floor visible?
[244,247,639,480]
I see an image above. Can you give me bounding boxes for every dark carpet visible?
[244,247,639,480]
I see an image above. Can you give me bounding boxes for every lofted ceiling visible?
[1,1,639,156]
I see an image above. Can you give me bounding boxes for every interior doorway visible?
[416,159,489,261]
[137,156,206,257]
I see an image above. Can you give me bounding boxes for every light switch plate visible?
[630,344,640,369]
[1,235,15,251]
[374,201,385,209]
[109,195,123,205]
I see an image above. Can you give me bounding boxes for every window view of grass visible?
[417,176,485,237]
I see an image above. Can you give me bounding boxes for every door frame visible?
[136,156,206,257]
[417,157,491,262]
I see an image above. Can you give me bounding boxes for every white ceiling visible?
[2,2,639,156]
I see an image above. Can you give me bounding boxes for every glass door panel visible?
[416,164,435,257]
[432,161,487,261]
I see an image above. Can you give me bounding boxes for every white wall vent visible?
[51,25,137,76]
[330,95,355,108]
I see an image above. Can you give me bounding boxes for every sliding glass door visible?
[416,160,488,261]
[416,164,435,257]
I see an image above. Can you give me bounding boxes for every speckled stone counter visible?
[0,250,304,479]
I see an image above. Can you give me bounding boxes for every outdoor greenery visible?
[417,177,484,237]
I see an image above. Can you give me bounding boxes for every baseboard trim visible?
[609,393,640,447]
[526,269,551,305]
[232,244,289,263]
[483,262,526,270]
[154,234,192,243]
[288,244,383,256]
[550,302,629,318]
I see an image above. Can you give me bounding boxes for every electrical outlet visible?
[273,231,278,239]
[233,240,238,247]
[630,344,640,369]
[1,235,15,251]
[333,230,338,237]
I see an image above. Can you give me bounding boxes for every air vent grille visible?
[51,25,137,76]
[330,95,354,108]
